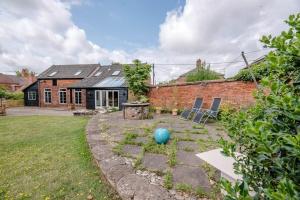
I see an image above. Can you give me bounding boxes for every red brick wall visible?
[148,80,256,109]
[39,79,86,108]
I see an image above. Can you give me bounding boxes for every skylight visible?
[94,71,102,76]
[48,71,57,77]
[74,70,82,76]
[112,71,120,76]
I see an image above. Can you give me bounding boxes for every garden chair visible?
[180,97,203,120]
[193,98,222,124]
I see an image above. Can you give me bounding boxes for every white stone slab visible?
[196,148,242,183]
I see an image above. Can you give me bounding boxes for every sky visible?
[0,0,299,82]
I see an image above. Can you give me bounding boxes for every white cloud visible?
[157,0,300,79]
[0,0,299,82]
[0,0,129,74]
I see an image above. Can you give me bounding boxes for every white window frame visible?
[44,88,52,104]
[28,91,36,100]
[74,70,82,76]
[112,71,120,76]
[74,89,82,105]
[95,90,119,109]
[59,88,67,104]
[48,71,57,77]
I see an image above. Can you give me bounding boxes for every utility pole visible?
[241,51,259,89]
[152,64,155,86]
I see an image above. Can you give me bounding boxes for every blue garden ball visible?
[154,128,170,144]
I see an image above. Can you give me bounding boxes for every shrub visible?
[123,59,151,99]
[220,13,300,199]
[186,65,222,82]
[234,63,269,81]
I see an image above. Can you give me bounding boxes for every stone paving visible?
[86,111,228,200]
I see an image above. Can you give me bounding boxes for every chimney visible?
[196,59,202,71]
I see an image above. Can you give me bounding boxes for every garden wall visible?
[148,80,256,110]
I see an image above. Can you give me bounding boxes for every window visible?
[74,89,82,105]
[94,71,102,76]
[59,88,67,104]
[44,88,52,103]
[112,71,120,76]
[52,79,57,86]
[48,71,57,77]
[74,70,82,76]
[28,91,36,100]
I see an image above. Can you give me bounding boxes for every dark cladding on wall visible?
[23,81,39,106]
[148,80,256,109]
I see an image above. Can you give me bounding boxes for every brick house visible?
[23,64,128,110]
[0,73,35,92]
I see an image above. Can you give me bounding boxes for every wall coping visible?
[149,79,252,88]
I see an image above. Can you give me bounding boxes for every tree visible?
[123,59,152,100]
[220,13,300,199]
[16,68,36,77]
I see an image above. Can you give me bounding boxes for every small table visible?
[196,148,242,183]
[122,102,150,120]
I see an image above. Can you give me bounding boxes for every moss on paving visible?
[0,116,119,200]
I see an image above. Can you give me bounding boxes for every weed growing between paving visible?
[175,183,212,199]
[167,138,178,167]
[197,138,219,152]
[163,171,173,189]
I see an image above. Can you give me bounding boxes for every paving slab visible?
[177,141,199,152]
[172,165,211,192]
[116,174,172,200]
[134,136,149,144]
[122,144,142,158]
[91,145,114,161]
[106,164,134,185]
[176,150,203,166]
[142,153,168,171]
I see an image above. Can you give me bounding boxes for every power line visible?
[243,48,270,54]
[153,59,258,66]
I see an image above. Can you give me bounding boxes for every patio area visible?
[86,111,228,200]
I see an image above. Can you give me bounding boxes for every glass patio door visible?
[95,90,119,109]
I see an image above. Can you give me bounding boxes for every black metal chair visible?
[193,98,222,124]
[180,98,203,120]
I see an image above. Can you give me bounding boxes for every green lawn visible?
[0,116,119,200]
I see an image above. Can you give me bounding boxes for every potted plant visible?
[172,108,178,116]
[155,107,162,114]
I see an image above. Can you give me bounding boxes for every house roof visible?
[68,64,128,88]
[0,73,25,85]
[38,64,100,79]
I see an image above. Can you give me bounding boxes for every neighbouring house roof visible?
[68,64,127,88]
[0,73,25,85]
[38,64,101,79]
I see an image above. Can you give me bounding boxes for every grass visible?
[175,183,210,198]
[197,138,220,152]
[163,171,173,189]
[175,183,193,193]
[183,147,194,152]
[0,116,119,200]
[167,138,178,167]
